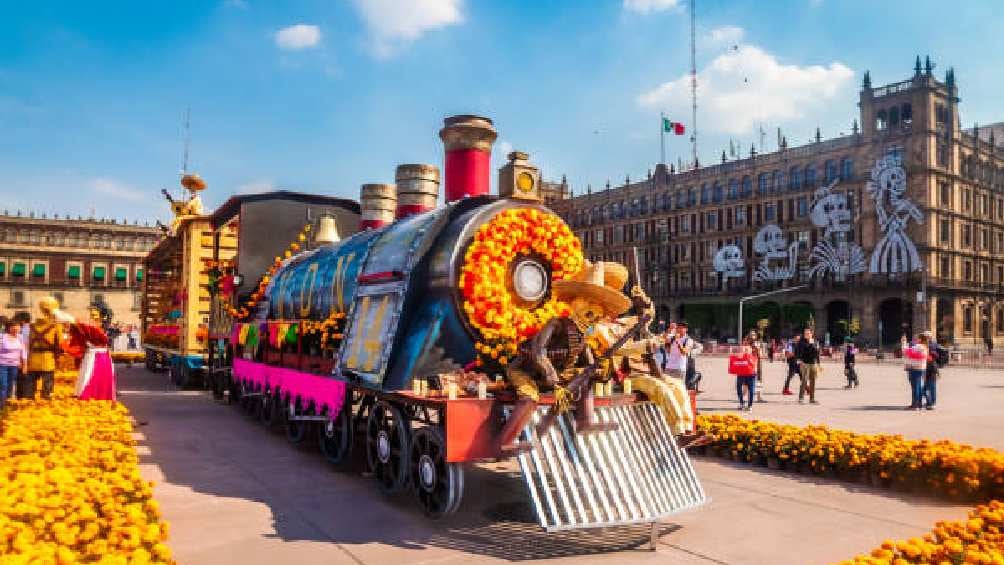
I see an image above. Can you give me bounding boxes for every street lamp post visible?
[738,285,807,344]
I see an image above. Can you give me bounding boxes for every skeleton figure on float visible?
[807,180,866,281]
[752,225,797,282]
[867,153,923,273]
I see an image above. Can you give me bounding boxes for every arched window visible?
[804,165,817,188]
[757,173,769,195]
[700,184,710,205]
[772,170,784,193]
[789,167,802,191]
[902,103,913,124]
[712,182,723,203]
[687,188,697,206]
[741,175,752,197]
[728,178,739,199]
[841,158,853,180]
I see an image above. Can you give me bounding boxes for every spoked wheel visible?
[410,426,464,519]
[318,402,354,466]
[366,401,410,494]
[259,389,278,428]
[286,398,310,444]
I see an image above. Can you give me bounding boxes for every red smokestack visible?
[439,115,497,203]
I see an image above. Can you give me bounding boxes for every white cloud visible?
[702,25,744,48]
[351,0,462,58]
[623,0,680,14]
[275,24,321,51]
[637,45,854,135]
[235,179,275,194]
[89,178,145,202]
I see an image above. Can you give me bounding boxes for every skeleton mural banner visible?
[867,152,923,274]
[713,244,746,283]
[752,224,797,282]
[807,180,866,281]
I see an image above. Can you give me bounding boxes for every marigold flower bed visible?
[840,500,1004,564]
[696,414,1004,502]
[0,376,173,564]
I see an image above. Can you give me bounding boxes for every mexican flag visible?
[663,117,685,135]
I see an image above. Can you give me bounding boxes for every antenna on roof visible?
[181,107,192,175]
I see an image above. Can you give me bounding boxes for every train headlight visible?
[516,171,535,193]
[512,259,548,303]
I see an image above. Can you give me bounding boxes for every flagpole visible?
[660,112,666,165]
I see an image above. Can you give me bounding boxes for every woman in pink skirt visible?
[60,307,117,401]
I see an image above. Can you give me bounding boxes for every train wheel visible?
[366,401,410,494]
[410,426,464,518]
[286,399,309,444]
[259,389,277,428]
[318,402,354,466]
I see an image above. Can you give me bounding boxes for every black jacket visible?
[796,340,821,364]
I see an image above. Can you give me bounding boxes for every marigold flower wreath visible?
[459,208,584,366]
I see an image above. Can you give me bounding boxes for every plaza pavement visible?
[117,358,1002,565]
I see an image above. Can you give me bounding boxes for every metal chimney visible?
[359,183,396,230]
[394,164,440,219]
[439,115,497,203]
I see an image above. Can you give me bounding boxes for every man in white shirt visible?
[665,322,694,379]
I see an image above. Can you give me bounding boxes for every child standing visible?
[729,341,758,411]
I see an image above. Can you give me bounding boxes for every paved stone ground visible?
[117,359,1002,565]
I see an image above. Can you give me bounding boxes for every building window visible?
[735,206,747,225]
[940,256,951,278]
[757,173,769,195]
[706,212,718,230]
[0,261,5,279]
[11,262,26,278]
[939,182,951,207]
[772,170,784,193]
[700,185,710,205]
[824,160,837,183]
[937,143,948,167]
[962,224,972,247]
[997,308,1004,334]
[889,106,900,126]
[728,179,738,200]
[765,203,776,222]
[963,305,973,333]
[687,189,697,206]
[964,261,973,281]
[93,265,107,282]
[963,188,971,211]
[712,182,723,203]
[11,291,25,308]
[796,197,808,217]
[840,158,853,181]
[981,263,990,283]
[741,176,752,197]
[901,103,912,125]
[804,165,816,188]
[789,167,801,191]
[797,230,810,252]
[940,219,951,244]
[877,109,887,130]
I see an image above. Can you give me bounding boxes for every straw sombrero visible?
[553,261,631,316]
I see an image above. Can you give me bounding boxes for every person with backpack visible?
[843,337,859,388]
[729,340,758,411]
[782,333,801,395]
[924,331,947,410]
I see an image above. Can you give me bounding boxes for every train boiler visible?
[225,115,707,529]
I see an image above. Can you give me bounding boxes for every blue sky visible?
[2,0,1002,222]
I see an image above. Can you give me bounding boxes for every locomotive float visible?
[145,115,706,533]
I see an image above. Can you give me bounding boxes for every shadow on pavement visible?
[119,366,678,560]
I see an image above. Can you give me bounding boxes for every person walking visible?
[782,333,801,395]
[924,331,945,410]
[729,340,758,411]
[843,337,859,388]
[0,317,28,409]
[902,334,929,411]
[796,328,822,405]
[749,331,766,403]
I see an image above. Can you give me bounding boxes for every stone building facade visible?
[552,60,1004,348]
[0,212,161,325]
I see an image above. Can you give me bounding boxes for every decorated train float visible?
[144,115,706,532]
